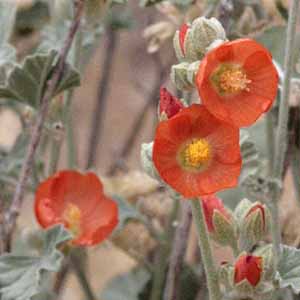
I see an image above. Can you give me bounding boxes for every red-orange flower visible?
[234,255,262,286]
[201,195,230,232]
[196,39,278,127]
[35,170,118,246]
[153,104,241,197]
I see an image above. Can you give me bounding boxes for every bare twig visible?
[163,202,192,300]
[2,0,85,251]
[86,27,118,170]
[107,54,172,175]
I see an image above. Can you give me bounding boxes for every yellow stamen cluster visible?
[63,203,81,236]
[219,68,251,94]
[183,139,211,169]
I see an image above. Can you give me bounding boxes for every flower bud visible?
[170,62,194,91]
[190,17,226,58]
[201,195,237,248]
[174,17,226,62]
[254,244,275,282]
[159,87,184,121]
[239,202,270,251]
[234,254,262,287]
[140,142,160,182]
[173,23,190,61]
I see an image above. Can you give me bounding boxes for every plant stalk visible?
[149,194,179,300]
[271,0,299,267]
[191,199,221,300]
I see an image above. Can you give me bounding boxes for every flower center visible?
[63,203,81,237]
[183,139,211,169]
[212,64,251,95]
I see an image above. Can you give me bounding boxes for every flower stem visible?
[149,194,179,300]
[271,0,299,267]
[190,199,221,300]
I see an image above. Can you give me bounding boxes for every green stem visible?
[70,253,97,300]
[191,200,221,300]
[149,195,179,300]
[271,0,299,267]
[266,113,275,175]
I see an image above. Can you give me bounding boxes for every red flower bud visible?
[246,204,266,230]
[179,23,189,54]
[159,87,184,120]
[234,255,262,286]
[201,195,230,232]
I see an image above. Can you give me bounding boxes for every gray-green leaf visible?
[0,225,72,300]
[0,50,80,108]
[276,245,300,294]
[239,130,260,184]
[113,196,143,230]
[101,268,150,300]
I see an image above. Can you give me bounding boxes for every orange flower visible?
[234,255,262,286]
[153,104,241,197]
[196,39,279,127]
[35,170,118,246]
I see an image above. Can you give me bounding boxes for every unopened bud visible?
[254,244,275,282]
[201,195,237,248]
[171,62,194,91]
[234,254,262,287]
[158,87,184,121]
[240,202,270,251]
[141,142,160,182]
[191,17,226,58]
[174,17,226,62]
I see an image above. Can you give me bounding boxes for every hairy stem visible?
[3,0,85,251]
[163,201,192,300]
[271,0,299,266]
[150,195,179,300]
[70,252,97,300]
[191,200,221,300]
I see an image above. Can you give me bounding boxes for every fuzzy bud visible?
[159,87,184,121]
[140,142,160,182]
[173,17,226,62]
[239,202,270,251]
[201,195,237,248]
[254,244,275,282]
[191,17,226,58]
[171,62,194,91]
[173,23,190,61]
[234,254,262,287]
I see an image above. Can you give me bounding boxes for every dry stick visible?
[107,55,170,175]
[3,0,85,250]
[86,27,117,170]
[163,202,192,300]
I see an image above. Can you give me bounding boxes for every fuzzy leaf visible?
[113,196,143,230]
[0,225,72,300]
[101,268,150,300]
[276,245,300,294]
[0,50,80,108]
[239,130,261,184]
